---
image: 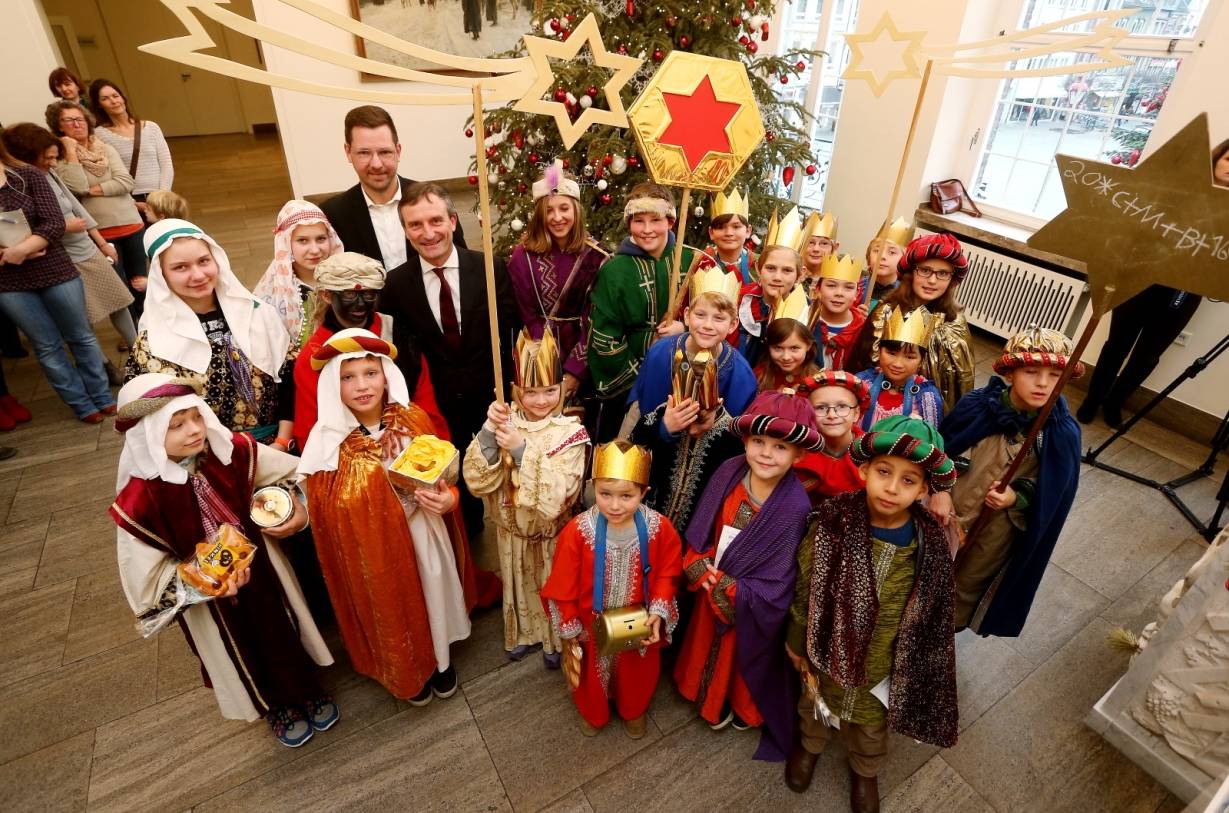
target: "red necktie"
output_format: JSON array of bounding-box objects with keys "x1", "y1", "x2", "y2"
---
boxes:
[{"x1": 433, "y1": 267, "x2": 461, "y2": 350}]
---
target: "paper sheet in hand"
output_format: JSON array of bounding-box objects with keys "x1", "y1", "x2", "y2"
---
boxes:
[
  {"x1": 870, "y1": 677, "x2": 891, "y2": 709},
  {"x1": 715, "y1": 524, "x2": 741, "y2": 568},
  {"x1": 0, "y1": 210, "x2": 31, "y2": 247}
]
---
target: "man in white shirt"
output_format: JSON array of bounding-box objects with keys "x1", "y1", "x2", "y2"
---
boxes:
[{"x1": 320, "y1": 106, "x2": 465, "y2": 270}]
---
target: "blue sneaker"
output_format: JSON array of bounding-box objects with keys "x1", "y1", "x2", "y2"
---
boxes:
[
  {"x1": 268, "y1": 706, "x2": 313, "y2": 747},
  {"x1": 304, "y1": 696, "x2": 340, "y2": 732}
]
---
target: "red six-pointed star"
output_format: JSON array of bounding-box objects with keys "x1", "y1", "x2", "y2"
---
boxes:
[{"x1": 658, "y1": 75, "x2": 742, "y2": 171}]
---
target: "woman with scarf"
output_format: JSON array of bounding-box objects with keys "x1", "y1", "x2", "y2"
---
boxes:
[
  {"x1": 253, "y1": 200, "x2": 344, "y2": 349},
  {"x1": 125, "y1": 219, "x2": 295, "y2": 448}
]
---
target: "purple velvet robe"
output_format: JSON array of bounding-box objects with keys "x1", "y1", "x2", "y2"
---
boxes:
[{"x1": 506, "y1": 242, "x2": 604, "y2": 381}]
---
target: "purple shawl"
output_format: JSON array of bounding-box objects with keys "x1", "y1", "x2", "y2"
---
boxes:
[{"x1": 685, "y1": 455, "x2": 813, "y2": 761}]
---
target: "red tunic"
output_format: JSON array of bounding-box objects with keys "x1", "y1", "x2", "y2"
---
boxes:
[
  {"x1": 794, "y1": 428, "x2": 866, "y2": 506},
  {"x1": 292, "y1": 313, "x2": 447, "y2": 451},
  {"x1": 674, "y1": 482, "x2": 763, "y2": 727},
  {"x1": 540, "y1": 506, "x2": 683, "y2": 728},
  {"x1": 814, "y1": 308, "x2": 866, "y2": 371}
]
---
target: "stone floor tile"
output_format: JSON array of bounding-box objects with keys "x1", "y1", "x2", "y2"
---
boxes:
[
  {"x1": 34, "y1": 498, "x2": 119, "y2": 589},
  {"x1": 0, "y1": 410, "x2": 102, "y2": 476},
  {"x1": 0, "y1": 730, "x2": 95, "y2": 813},
  {"x1": 452, "y1": 605, "x2": 514, "y2": 685},
  {"x1": 945, "y1": 619, "x2": 1170, "y2": 813},
  {"x1": 466, "y1": 656, "x2": 660, "y2": 811},
  {"x1": 648, "y1": 671, "x2": 698, "y2": 735},
  {"x1": 11, "y1": 452, "x2": 117, "y2": 525},
  {"x1": 953, "y1": 630, "x2": 1035, "y2": 730},
  {"x1": 0, "y1": 637, "x2": 157, "y2": 763},
  {"x1": 0, "y1": 468, "x2": 21, "y2": 525},
  {"x1": 1099, "y1": 535, "x2": 1206, "y2": 637},
  {"x1": 881, "y1": 755, "x2": 994, "y2": 813},
  {"x1": 194, "y1": 699, "x2": 509, "y2": 813},
  {"x1": 0, "y1": 579, "x2": 74, "y2": 688},
  {"x1": 62, "y1": 571, "x2": 142, "y2": 664},
  {"x1": 1003, "y1": 563, "x2": 1110, "y2": 666},
  {"x1": 0, "y1": 515, "x2": 49, "y2": 596},
  {"x1": 156, "y1": 624, "x2": 208, "y2": 702},
  {"x1": 538, "y1": 788, "x2": 596, "y2": 813}
]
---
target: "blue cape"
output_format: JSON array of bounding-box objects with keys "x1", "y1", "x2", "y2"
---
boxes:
[
  {"x1": 939, "y1": 377, "x2": 1082, "y2": 637},
  {"x1": 627, "y1": 333, "x2": 758, "y2": 434}
]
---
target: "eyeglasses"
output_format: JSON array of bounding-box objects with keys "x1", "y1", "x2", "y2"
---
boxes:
[
  {"x1": 334, "y1": 290, "x2": 379, "y2": 305},
  {"x1": 913, "y1": 265, "x2": 953, "y2": 281},
  {"x1": 351, "y1": 149, "x2": 397, "y2": 163},
  {"x1": 61, "y1": 117, "x2": 87, "y2": 125},
  {"x1": 813, "y1": 403, "x2": 855, "y2": 417}
]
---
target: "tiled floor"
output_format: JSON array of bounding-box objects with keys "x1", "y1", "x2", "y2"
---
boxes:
[{"x1": 2, "y1": 133, "x2": 1224, "y2": 812}]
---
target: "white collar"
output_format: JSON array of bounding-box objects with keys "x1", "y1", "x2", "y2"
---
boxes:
[
  {"x1": 419, "y1": 245, "x2": 460, "y2": 274},
  {"x1": 361, "y1": 181, "x2": 402, "y2": 209}
]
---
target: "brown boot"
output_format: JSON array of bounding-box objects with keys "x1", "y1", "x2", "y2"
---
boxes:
[
  {"x1": 784, "y1": 739, "x2": 820, "y2": 793},
  {"x1": 577, "y1": 717, "x2": 600, "y2": 737},
  {"x1": 849, "y1": 767, "x2": 880, "y2": 813},
  {"x1": 623, "y1": 714, "x2": 647, "y2": 739}
]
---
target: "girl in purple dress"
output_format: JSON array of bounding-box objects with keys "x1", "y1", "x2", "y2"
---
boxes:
[{"x1": 506, "y1": 160, "x2": 606, "y2": 406}]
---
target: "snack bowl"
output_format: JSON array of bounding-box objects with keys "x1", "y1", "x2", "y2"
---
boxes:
[
  {"x1": 388, "y1": 434, "x2": 459, "y2": 491},
  {"x1": 250, "y1": 485, "x2": 294, "y2": 528}
]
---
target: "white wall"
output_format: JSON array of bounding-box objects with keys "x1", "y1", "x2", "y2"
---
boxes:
[
  {"x1": 1, "y1": 0, "x2": 63, "y2": 128},
  {"x1": 252, "y1": 0, "x2": 475, "y2": 198}
]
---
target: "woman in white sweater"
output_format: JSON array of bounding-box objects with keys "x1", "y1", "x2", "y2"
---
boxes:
[{"x1": 89, "y1": 79, "x2": 174, "y2": 220}]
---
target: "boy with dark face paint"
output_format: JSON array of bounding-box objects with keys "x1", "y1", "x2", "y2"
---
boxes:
[{"x1": 292, "y1": 252, "x2": 447, "y2": 451}]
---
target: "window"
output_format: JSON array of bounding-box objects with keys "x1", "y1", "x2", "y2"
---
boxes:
[
  {"x1": 970, "y1": 0, "x2": 1207, "y2": 221},
  {"x1": 773, "y1": 0, "x2": 860, "y2": 209}
]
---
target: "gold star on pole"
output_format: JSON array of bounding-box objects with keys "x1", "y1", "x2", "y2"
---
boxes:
[
  {"x1": 1028, "y1": 113, "x2": 1229, "y2": 316},
  {"x1": 841, "y1": 12, "x2": 926, "y2": 97},
  {"x1": 513, "y1": 13, "x2": 643, "y2": 150}
]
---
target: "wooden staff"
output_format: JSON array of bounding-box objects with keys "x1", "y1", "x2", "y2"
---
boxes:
[
  {"x1": 471, "y1": 84, "x2": 504, "y2": 403},
  {"x1": 960, "y1": 285, "x2": 1114, "y2": 549},
  {"x1": 664, "y1": 187, "x2": 693, "y2": 323},
  {"x1": 864, "y1": 59, "x2": 934, "y2": 309}
]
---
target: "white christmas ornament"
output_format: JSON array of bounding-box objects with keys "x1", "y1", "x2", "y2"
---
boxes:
[
  {"x1": 511, "y1": 218, "x2": 525, "y2": 232},
  {"x1": 694, "y1": 205, "x2": 704, "y2": 217},
  {"x1": 596, "y1": 179, "x2": 609, "y2": 190},
  {"x1": 579, "y1": 94, "x2": 593, "y2": 109},
  {"x1": 488, "y1": 172, "x2": 499, "y2": 184},
  {"x1": 611, "y1": 155, "x2": 628, "y2": 175}
]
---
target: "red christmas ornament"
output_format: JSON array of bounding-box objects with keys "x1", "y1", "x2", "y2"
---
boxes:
[
  {"x1": 618, "y1": 43, "x2": 629, "y2": 54},
  {"x1": 512, "y1": 130, "x2": 524, "y2": 149},
  {"x1": 517, "y1": 182, "x2": 527, "y2": 193},
  {"x1": 490, "y1": 122, "x2": 501, "y2": 134},
  {"x1": 527, "y1": 152, "x2": 539, "y2": 164},
  {"x1": 602, "y1": 154, "x2": 613, "y2": 166},
  {"x1": 467, "y1": 174, "x2": 478, "y2": 185},
  {"x1": 626, "y1": 0, "x2": 635, "y2": 16},
  {"x1": 779, "y1": 75, "x2": 788, "y2": 84},
  {"x1": 765, "y1": 131, "x2": 775, "y2": 142},
  {"x1": 679, "y1": 35, "x2": 691, "y2": 48},
  {"x1": 782, "y1": 165, "x2": 795, "y2": 186},
  {"x1": 730, "y1": 15, "x2": 742, "y2": 26},
  {"x1": 804, "y1": 164, "x2": 817, "y2": 176},
  {"x1": 628, "y1": 156, "x2": 639, "y2": 167},
  {"x1": 653, "y1": 48, "x2": 665, "y2": 62},
  {"x1": 1129, "y1": 148, "x2": 1141, "y2": 166},
  {"x1": 600, "y1": 193, "x2": 613, "y2": 205},
  {"x1": 567, "y1": 13, "x2": 576, "y2": 22},
  {"x1": 550, "y1": 18, "x2": 561, "y2": 32},
  {"x1": 746, "y1": 40, "x2": 759, "y2": 54},
  {"x1": 665, "y1": 15, "x2": 676, "y2": 28},
  {"x1": 745, "y1": 0, "x2": 755, "y2": 7},
  {"x1": 485, "y1": 145, "x2": 498, "y2": 158},
  {"x1": 587, "y1": 85, "x2": 599, "y2": 98},
  {"x1": 738, "y1": 34, "x2": 750, "y2": 45},
  {"x1": 562, "y1": 159, "x2": 570, "y2": 169},
  {"x1": 796, "y1": 60, "x2": 806, "y2": 72},
  {"x1": 761, "y1": 25, "x2": 769, "y2": 41},
  {"x1": 464, "y1": 127, "x2": 474, "y2": 138},
  {"x1": 1111, "y1": 154, "x2": 1123, "y2": 164},
  {"x1": 553, "y1": 87, "x2": 567, "y2": 102},
  {"x1": 594, "y1": 167, "x2": 604, "y2": 179}
]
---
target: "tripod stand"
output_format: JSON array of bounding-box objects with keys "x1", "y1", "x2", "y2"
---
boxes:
[{"x1": 1082, "y1": 333, "x2": 1228, "y2": 542}]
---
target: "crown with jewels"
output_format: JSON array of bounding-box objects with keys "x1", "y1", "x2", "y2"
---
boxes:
[
  {"x1": 769, "y1": 284, "x2": 811, "y2": 326},
  {"x1": 811, "y1": 212, "x2": 837, "y2": 240},
  {"x1": 876, "y1": 217, "x2": 913, "y2": 248},
  {"x1": 818, "y1": 253, "x2": 861, "y2": 284},
  {"x1": 591, "y1": 442, "x2": 653, "y2": 486},
  {"x1": 514, "y1": 326, "x2": 561, "y2": 389},
  {"x1": 710, "y1": 188, "x2": 749, "y2": 220},
  {"x1": 882, "y1": 306, "x2": 934, "y2": 347},
  {"x1": 689, "y1": 262, "x2": 743, "y2": 305},
  {"x1": 763, "y1": 206, "x2": 817, "y2": 254}
]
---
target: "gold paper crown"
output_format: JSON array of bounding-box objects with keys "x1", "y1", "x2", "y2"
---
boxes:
[
  {"x1": 818, "y1": 253, "x2": 861, "y2": 284},
  {"x1": 877, "y1": 217, "x2": 913, "y2": 248},
  {"x1": 710, "y1": 188, "x2": 749, "y2": 220},
  {"x1": 812, "y1": 212, "x2": 837, "y2": 240},
  {"x1": 769, "y1": 284, "x2": 811, "y2": 325},
  {"x1": 882, "y1": 306, "x2": 934, "y2": 347},
  {"x1": 514, "y1": 326, "x2": 561, "y2": 389},
  {"x1": 1003, "y1": 325, "x2": 1076, "y2": 357},
  {"x1": 689, "y1": 263, "x2": 743, "y2": 305},
  {"x1": 763, "y1": 206, "x2": 816, "y2": 254},
  {"x1": 592, "y1": 442, "x2": 652, "y2": 485}
]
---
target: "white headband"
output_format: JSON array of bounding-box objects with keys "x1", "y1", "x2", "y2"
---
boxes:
[{"x1": 623, "y1": 196, "x2": 676, "y2": 221}]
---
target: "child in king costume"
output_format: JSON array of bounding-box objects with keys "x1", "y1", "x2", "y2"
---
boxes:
[
  {"x1": 463, "y1": 327, "x2": 590, "y2": 667},
  {"x1": 785, "y1": 416, "x2": 959, "y2": 812},
  {"x1": 930, "y1": 326, "x2": 1083, "y2": 636},
  {"x1": 675, "y1": 391, "x2": 823, "y2": 761},
  {"x1": 540, "y1": 441, "x2": 683, "y2": 738},
  {"x1": 298, "y1": 329, "x2": 477, "y2": 705},
  {"x1": 855, "y1": 306, "x2": 945, "y2": 429},
  {"x1": 809, "y1": 254, "x2": 866, "y2": 370},
  {"x1": 793, "y1": 370, "x2": 870, "y2": 504},
  {"x1": 110, "y1": 374, "x2": 336, "y2": 747}
]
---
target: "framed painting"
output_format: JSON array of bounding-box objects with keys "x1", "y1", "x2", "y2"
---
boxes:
[{"x1": 349, "y1": 0, "x2": 537, "y2": 77}]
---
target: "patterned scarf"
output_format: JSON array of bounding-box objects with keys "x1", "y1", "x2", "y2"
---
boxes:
[{"x1": 75, "y1": 137, "x2": 110, "y2": 178}]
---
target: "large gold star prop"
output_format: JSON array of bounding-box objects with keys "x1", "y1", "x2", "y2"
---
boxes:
[
  {"x1": 1028, "y1": 114, "x2": 1229, "y2": 316},
  {"x1": 513, "y1": 13, "x2": 642, "y2": 150},
  {"x1": 842, "y1": 12, "x2": 926, "y2": 97}
]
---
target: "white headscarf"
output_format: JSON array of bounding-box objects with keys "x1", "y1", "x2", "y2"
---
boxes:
[
  {"x1": 115, "y1": 373, "x2": 234, "y2": 492},
  {"x1": 252, "y1": 200, "x2": 343, "y2": 343},
  {"x1": 141, "y1": 219, "x2": 291, "y2": 379},
  {"x1": 297, "y1": 328, "x2": 410, "y2": 478}
]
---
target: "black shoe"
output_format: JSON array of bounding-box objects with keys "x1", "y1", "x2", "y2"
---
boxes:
[
  {"x1": 430, "y1": 665, "x2": 458, "y2": 699},
  {"x1": 1075, "y1": 400, "x2": 1098, "y2": 424},
  {"x1": 731, "y1": 713, "x2": 751, "y2": 731},
  {"x1": 1102, "y1": 403, "x2": 1123, "y2": 428},
  {"x1": 407, "y1": 682, "x2": 434, "y2": 707}
]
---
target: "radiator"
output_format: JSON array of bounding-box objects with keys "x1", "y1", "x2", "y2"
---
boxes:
[{"x1": 916, "y1": 227, "x2": 1087, "y2": 339}]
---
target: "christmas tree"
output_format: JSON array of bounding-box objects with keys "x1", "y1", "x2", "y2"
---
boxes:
[{"x1": 467, "y1": 1, "x2": 823, "y2": 253}]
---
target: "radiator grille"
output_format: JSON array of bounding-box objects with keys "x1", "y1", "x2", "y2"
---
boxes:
[{"x1": 917, "y1": 227, "x2": 1086, "y2": 339}]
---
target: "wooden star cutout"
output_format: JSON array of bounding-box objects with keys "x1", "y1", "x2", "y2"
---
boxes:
[
  {"x1": 1029, "y1": 113, "x2": 1229, "y2": 316},
  {"x1": 842, "y1": 12, "x2": 926, "y2": 97},
  {"x1": 513, "y1": 13, "x2": 642, "y2": 150}
]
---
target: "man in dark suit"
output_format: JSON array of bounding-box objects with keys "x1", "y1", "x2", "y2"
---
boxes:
[
  {"x1": 381, "y1": 181, "x2": 519, "y2": 539},
  {"x1": 320, "y1": 105, "x2": 466, "y2": 271}
]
